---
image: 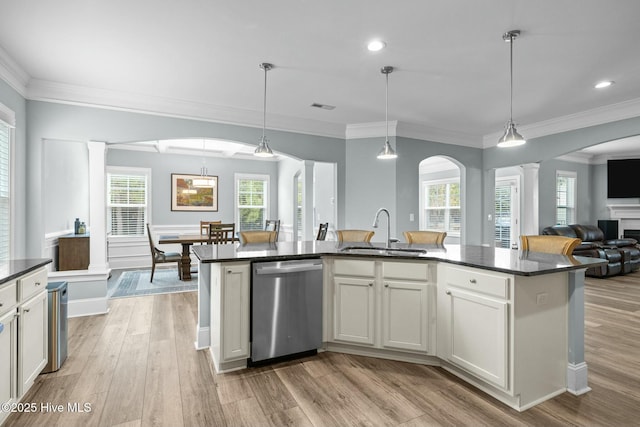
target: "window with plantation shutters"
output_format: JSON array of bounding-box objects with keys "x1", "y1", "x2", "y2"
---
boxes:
[
  {"x1": 107, "y1": 168, "x2": 150, "y2": 236},
  {"x1": 0, "y1": 119, "x2": 10, "y2": 260},
  {"x1": 235, "y1": 174, "x2": 269, "y2": 232},
  {"x1": 422, "y1": 179, "x2": 460, "y2": 235},
  {"x1": 556, "y1": 171, "x2": 576, "y2": 225}
]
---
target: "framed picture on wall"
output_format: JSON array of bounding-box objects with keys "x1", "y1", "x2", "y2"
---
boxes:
[{"x1": 171, "y1": 173, "x2": 218, "y2": 211}]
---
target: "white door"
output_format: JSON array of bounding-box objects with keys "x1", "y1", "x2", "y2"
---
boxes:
[
  {"x1": 495, "y1": 176, "x2": 520, "y2": 249},
  {"x1": 18, "y1": 291, "x2": 47, "y2": 396},
  {"x1": 333, "y1": 277, "x2": 375, "y2": 345},
  {"x1": 446, "y1": 288, "x2": 509, "y2": 390},
  {"x1": 0, "y1": 309, "x2": 18, "y2": 419},
  {"x1": 313, "y1": 162, "x2": 337, "y2": 239},
  {"x1": 381, "y1": 280, "x2": 429, "y2": 352},
  {"x1": 221, "y1": 264, "x2": 250, "y2": 362}
]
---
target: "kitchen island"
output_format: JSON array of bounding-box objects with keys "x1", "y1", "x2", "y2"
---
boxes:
[{"x1": 192, "y1": 241, "x2": 604, "y2": 411}]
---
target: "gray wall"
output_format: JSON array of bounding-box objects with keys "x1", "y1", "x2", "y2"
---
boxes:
[
  {"x1": 107, "y1": 148, "x2": 279, "y2": 225},
  {"x1": 43, "y1": 140, "x2": 89, "y2": 234}
]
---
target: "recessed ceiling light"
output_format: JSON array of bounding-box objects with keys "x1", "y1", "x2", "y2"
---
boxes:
[
  {"x1": 595, "y1": 80, "x2": 614, "y2": 89},
  {"x1": 367, "y1": 40, "x2": 386, "y2": 52}
]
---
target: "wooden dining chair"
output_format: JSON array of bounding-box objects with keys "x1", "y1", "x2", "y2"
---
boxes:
[
  {"x1": 519, "y1": 235, "x2": 581, "y2": 255},
  {"x1": 336, "y1": 229, "x2": 374, "y2": 243},
  {"x1": 146, "y1": 223, "x2": 182, "y2": 282},
  {"x1": 239, "y1": 230, "x2": 278, "y2": 244},
  {"x1": 316, "y1": 223, "x2": 329, "y2": 240},
  {"x1": 208, "y1": 223, "x2": 236, "y2": 244},
  {"x1": 200, "y1": 220, "x2": 222, "y2": 235},
  {"x1": 264, "y1": 219, "x2": 281, "y2": 241},
  {"x1": 403, "y1": 230, "x2": 447, "y2": 244}
]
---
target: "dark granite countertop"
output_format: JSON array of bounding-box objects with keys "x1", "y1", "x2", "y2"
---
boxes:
[
  {"x1": 192, "y1": 241, "x2": 606, "y2": 276},
  {"x1": 0, "y1": 258, "x2": 52, "y2": 286}
]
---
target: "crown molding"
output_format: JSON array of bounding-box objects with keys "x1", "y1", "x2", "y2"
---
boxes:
[
  {"x1": 0, "y1": 46, "x2": 29, "y2": 96},
  {"x1": 25, "y1": 79, "x2": 345, "y2": 139},
  {"x1": 483, "y1": 97, "x2": 640, "y2": 148},
  {"x1": 346, "y1": 120, "x2": 480, "y2": 147}
]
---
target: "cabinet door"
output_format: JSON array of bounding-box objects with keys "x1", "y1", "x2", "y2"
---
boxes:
[
  {"x1": 0, "y1": 309, "x2": 18, "y2": 425},
  {"x1": 222, "y1": 264, "x2": 250, "y2": 361},
  {"x1": 333, "y1": 277, "x2": 375, "y2": 345},
  {"x1": 381, "y1": 280, "x2": 429, "y2": 353},
  {"x1": 18, "y1": 291, "x2": 48, "y2": 397},
  {"x1": 446, "y1": 288, "x2": 508, "y2": 390}
]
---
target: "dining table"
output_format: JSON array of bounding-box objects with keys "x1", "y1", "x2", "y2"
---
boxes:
[{"x1": 158, "y1": 233, "x2": 239, "y2": 280}]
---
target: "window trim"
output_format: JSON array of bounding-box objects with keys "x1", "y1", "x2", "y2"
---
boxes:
[
  {"x1": 556, "y1": 170, "x2": 577, "y2": 226},
  {"x1": 234, "y1": 173, "x2": 270, "y2": 231},
  {"x1": 0, "y1": 105, "x2": 15, "y2": 260},
  {"x1": 106, "y1": 166, "x2": 152, "y2": 238}
]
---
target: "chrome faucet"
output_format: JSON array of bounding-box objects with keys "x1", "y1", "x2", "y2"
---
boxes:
[{"x1": 372, "y1": 208, "x2": 392, "y2": 248}]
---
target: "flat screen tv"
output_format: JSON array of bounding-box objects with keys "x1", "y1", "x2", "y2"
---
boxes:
[{"x1": 607, "y1": 159, "x2": 640, "y2": 198}]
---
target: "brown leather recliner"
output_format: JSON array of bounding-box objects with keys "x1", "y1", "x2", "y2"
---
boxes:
[{"x1": 542, "y1": 224, "x2": 639, "y2": 277}]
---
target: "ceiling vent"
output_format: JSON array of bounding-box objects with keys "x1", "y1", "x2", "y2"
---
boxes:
[{"x1": 311, "y1": 102, "x2": 336, "y2": 110}]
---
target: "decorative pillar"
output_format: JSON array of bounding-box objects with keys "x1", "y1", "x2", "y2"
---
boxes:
[
  {"x1": 520, "y1": 163, "x2": 540, "y2": 235},
  {"x1": 87, "y1": 141, "x2": 109, "y2": 272},
  {"x1": 566, "y1": 269, "x2": 590, "y2": 394}
]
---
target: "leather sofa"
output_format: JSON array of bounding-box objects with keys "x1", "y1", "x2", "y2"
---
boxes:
[{"x1": 542, "y1": 224, "x2": 639, "y2": 277}]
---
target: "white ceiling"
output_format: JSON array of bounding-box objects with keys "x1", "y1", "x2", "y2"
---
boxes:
[{"x1": 2, "y1": 0, "x2": 640, "y2": 149}]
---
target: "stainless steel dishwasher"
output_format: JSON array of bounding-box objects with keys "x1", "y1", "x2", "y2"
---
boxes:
[{"x1": 251, "y1": 258, "x2": 323, "y2": 363}]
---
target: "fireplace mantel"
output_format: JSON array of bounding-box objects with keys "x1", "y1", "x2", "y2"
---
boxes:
[{"x1": 607, "y1": 204, "x2": 640, "y2": 219}]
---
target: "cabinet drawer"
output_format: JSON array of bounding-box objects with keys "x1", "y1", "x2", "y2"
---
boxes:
[
  {"x1": 383, "y1": 261, "x2": 429, "y2": 281},
  {"x1": 18, "y1": 269, "x2": 48, "y2": 301},
  {"x1": 334, "y1": 259, "x2": 375, "y2": 277},
  {"x1": 445, "y1": 266, "x2": 510, "y2": 299},
  {"x1": 0, "y1": 281, "x2": 17, "y2": 315}
]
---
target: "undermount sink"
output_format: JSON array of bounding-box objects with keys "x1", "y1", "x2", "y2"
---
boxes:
[{"x1": 339, "y1": 246, "x2": 427, "y2": 256}]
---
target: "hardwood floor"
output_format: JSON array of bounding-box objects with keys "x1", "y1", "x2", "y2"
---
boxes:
[{"x1": 5, "y1": 272, "x2": 640, "y2": 427}]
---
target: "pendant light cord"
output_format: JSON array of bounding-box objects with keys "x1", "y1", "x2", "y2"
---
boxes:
[
  {"x1": 385, "y1": 71, "x2": 389, "y2": 142},
  {"x1": 509, "y1": 33, "x2": 514, "y2": 122},
  {"x1": 262, "y1": 66, "x2": 267, "y2": 141}
]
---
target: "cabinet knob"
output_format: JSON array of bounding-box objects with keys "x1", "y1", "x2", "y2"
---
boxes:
[
  {"x1": 0, "y1": 302, "x2": 3, "y2": 307},
  {"x1": 227, "y1": 270, "x2": 232, "y2": 274},
  {"x1": 23, "y1": 308, "x2": 30, "y2": 313},
  {"x1": 469, "y1": 279, "x2": 477, "y2": 284},
  {"x1": 369, "y1": 283, "x2": 373, "y2": 287},
  {"x1": 445, "y1": 290, "x2": 451, "y2": 295},
  {"x1": 384, "y1": 283, "x2": 389, "y2": 288}
]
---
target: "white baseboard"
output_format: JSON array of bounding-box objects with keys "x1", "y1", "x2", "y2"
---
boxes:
[
  {"x1": 567, "y1": 362, "x2": 591, "y2": 395},
  {"x1": 195, "y1": 324, "x2": 210, "y2": 349},
  {"x1": 68, "y1": 297, "x2": 109, "y2": 318}
]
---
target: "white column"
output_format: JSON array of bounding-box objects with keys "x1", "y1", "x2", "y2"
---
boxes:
[
  {"x1": 566, "y1": 269, "x2": 590, "y2": 394},
  {"x1": 87, "y1": 141, "x2": 109, "y2": 272},
  {"x1": 520, "y1": 163, "x2": 539, "y2": 235}
]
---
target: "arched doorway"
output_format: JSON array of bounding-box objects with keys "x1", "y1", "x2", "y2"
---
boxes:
[{"x1": 418, "y1": 156, "x2": 463, "y2": 244}]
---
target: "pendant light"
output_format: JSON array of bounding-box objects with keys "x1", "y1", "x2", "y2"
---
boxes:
[
  {"x1": 377, "y1": 66, "x2": 397, "y2": 159},
  {"x1": 193, "y1": 139, "x2": 215, "y2": 187},
  {"x1": 254, "y1": 62, "x2": 275, "y2": 157},
  {"x1": 497, "y1": 30, "x2": 526, "y2": 148}
]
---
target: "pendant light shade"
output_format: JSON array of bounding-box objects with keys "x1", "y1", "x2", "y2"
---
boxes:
[
  {"x1": 377, "y1": 66, "x2": 397, "y2": 159},
  {"x1": 497, "y1": 30, "x2": 526, "y2": 148},
  {"x1": 255, "y1": 63, "x2": 275, "y2": 157}
]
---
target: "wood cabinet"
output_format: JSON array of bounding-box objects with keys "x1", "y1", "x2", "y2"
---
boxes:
[
  {"x1": 210, "y1": 262, "x2": 250, "y2": 372},
  {"x1": 58, "y1": 234, "x2": 90, "y2": 271},
  {"x1": 0, "y1": 267, "x2": 48, "y2": 425},
  {"x1": 330, "y1": 258, "x2": 433, "y2": 354}
]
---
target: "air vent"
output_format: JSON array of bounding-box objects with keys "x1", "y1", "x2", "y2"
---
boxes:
[{"x1": 310, "y1": 103, "x2": 335, "y2": 110}]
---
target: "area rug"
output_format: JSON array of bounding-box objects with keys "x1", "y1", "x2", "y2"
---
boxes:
[{"x1": 110, "y1": 269, "x2": 197, "y2": 298}]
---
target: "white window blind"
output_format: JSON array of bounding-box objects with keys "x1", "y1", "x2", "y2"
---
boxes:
[
  {"x1": 236, "y1": 174, "x2": 268, "y2": 231},
  {"x1": 0, "y1": 121, "x2": 10, "y2": 260},
  {"x1": 423, "y1": 180, "x2": 460, "y2": 234},
  {"x1": 107, "y1": 171, "x2": 148, "y2": 236},
  {"x1": 494, "y1": 183, "x2": 512, "y2": 248},
  {"x1": 556, "y1": 171, "x2": 577, "y2": 225}
]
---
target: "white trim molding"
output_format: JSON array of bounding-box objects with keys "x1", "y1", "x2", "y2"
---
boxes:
[
  {"x1": 608, "y1": 204, "x2": 640, "y2": 219},
  {"x1": 566, "y1": 362, "x2": 591, "y2": 395}
]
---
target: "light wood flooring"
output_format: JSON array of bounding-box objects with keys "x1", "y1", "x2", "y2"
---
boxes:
[{"x1": 5, "y1": 271, "x2": 640, "y2": 427}]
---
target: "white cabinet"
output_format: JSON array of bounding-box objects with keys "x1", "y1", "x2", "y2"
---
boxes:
[
  {"x1": 18, "y1": 290, "x2": 48, "y2": 396},
  {"x1": 210, "y1": 262, "x2": 250, "y2": 372},
  {"x1": 0, "y1": 266, "x2": 48, "y2": 426},
  {"x1": 0, "y1": 306, "x2": 18, "y2": 426},
  {"x1": 437, "y1": 264, "x2": 511, "y2": 390},
  {"x1": 330, "y1": 258, "x2": 433, "y2": 354},
  {"x1": 333, "y1": 276, "x2": 375, "y2": 345}
]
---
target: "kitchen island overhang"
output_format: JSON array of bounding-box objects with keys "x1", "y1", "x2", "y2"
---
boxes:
[{"x1": 192, "y1": 241, "x2": 605, "y2": 411}]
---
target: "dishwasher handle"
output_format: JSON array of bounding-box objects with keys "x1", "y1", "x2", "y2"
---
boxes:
[{"x1": 255, "y1": 261, "x2": 323, "y2": 275}]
